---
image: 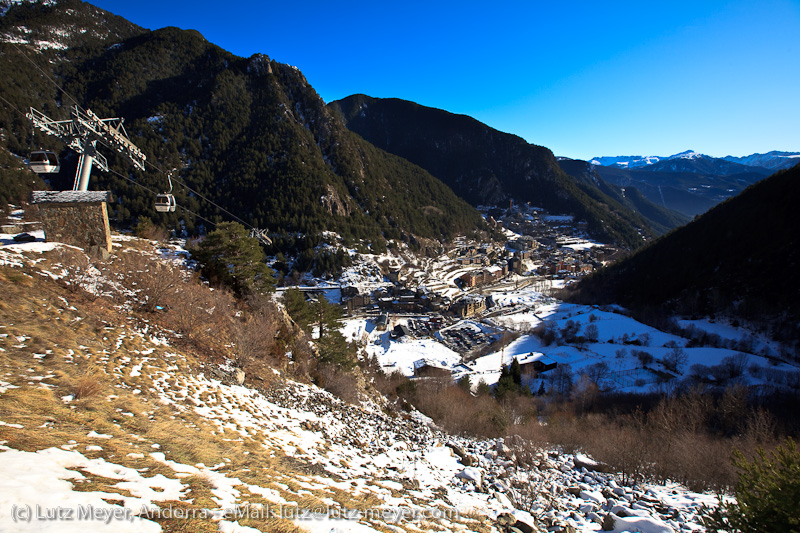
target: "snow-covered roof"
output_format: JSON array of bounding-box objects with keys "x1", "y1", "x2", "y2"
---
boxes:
[{"x1": 31, "y1": 190, "x2": 112, "y2": 204}]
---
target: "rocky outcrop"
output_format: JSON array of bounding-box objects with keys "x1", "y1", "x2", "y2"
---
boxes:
[
  {"x1": 319, "y1": 184, "x2": 352, "y2": 217},
  {"x1": 257, "y1": 378, "x2": 712, "y2": 533}
]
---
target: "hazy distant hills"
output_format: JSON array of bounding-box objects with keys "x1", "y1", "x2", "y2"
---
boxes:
[
  {"x1": 330, "y1": 94, "x2": 676, "y2": 247},
  {"x1": 0, "y1": 0, "x2": 486, "y2": 250},
  {"x1": 556, "y1": 158, "x2": 690, "y2": 235},
  {"x1": 566, "y1": 162, "x2": 800, "y2": 332},
  {"x1": 722, "y1": 151, "x2": 800, "y2": 170},
  {"x1": 585, "y1": 150, "x2": 799, "y2": 217}
]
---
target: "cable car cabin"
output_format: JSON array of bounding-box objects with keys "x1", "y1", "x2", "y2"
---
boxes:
[
  {"x1": 154, "y1": 193, "x2": 176, "y2": 213},
  {"x1": 28, "y1": 151, "x2": 60, "y2": 174}
]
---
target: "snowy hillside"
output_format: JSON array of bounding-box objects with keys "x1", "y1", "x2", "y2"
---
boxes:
[{"x1": 0, "y1": 220, "x2": 728, "y2": 532}]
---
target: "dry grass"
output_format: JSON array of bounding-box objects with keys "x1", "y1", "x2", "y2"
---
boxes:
[
  {"x1": 3, "y1": 237, "x2": 472, "y2": 533},
  {"x1": 73, "y1": 366, "x2": 105, "y2": 400}
]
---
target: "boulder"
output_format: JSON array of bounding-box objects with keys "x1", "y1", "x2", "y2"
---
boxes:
[
  {"x1": 574, "y1": 453, "x2": 613, "y2": 473},
  {"x1": 601, "y1": 512, "x2": 673, "y2": 533},
  {"x1": 456, "y1": 466, "x2": 483, "y2": 486},
  {"x1": 580, "y1": 489, "x2": 606, "y2": 506}
]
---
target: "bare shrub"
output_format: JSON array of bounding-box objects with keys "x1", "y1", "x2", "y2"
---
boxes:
[
  {"x1": 663, "y1": 346, "x2": 688, "y2": 372},
  {"x1": 230, "y1": 295, "x2": 280, "y2": 369},
  {"x1": 105, "y1": 251, "x2": 185, "y2": 312},
  {"x1": 371, "y1": 368, "x2": 410, "y2": 400},
  {"x1": 316, "y1": 363, "x2": 361, "y2": 404},
  {"x1": 51, "y1": 247, "x2": 100, "y2": 296},
  {"x1": 584, "y1": 361, "x2": 611, "y2": 388},
  {"x1": 74, "y1": 367, "x2": 104, "y2": 400},
  {"x1": 165, "y1": 282, "x2": 236, "y2": 355},
  {"x1": 288, "y1": 334, "x2": 317, "y2": 379},
  {"x1": 655, "y1": 431, "x2": 737, "y2": 491},
  {"x1": 634, "y1": 349, "x2": 654, "y2": 367},
  {"x1": 584, "y1": 323, "x2": 599, "y2": 343},
  {"x1": 586, "y1": 416, "x2": 652, "y2": 485},
  {"x1": 546, "y1": 363, "x2": 574, "y2": 396},
  {"x1": 409, "y1": 381, "x2": 509, "y2": 437},
  {"x1": 532, "y1": 321, "x2": 557, "y2": 346},
  {"x1": 164, "y1": 275, "x2": 218, "y2": 335},
  {"x1": 742, "y1": 408, "x2": 777, "y2": 449}
]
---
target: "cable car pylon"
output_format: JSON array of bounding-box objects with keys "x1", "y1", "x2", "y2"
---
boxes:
[{"x1": 27, "y1": 105, "x2": 145, "y2": 191}]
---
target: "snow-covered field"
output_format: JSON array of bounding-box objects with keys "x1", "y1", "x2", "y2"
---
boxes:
[{"x1": 343, "y1": 284, "x2": 796, "y2": 394}]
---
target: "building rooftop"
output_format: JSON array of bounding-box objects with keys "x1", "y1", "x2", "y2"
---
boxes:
[{"x1": 31, "y1": 190, "x2": 112, "y2": 204}]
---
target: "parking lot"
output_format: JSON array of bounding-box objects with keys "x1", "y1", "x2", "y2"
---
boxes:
[{"x1": 438, "y1": 323, "x2": 497, "y2": 354}]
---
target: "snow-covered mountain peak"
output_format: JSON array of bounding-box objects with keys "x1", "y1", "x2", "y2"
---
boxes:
[
  {"x1": 670, "y1": 150, "x2": 702, "y2": 160},
  {"x1": 589, "y1": 149, "x2": 799, "y2": 172}
]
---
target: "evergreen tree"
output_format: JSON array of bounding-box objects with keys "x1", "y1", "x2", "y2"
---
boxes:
[
  {"x1": 458, "y1": 374, "x2": 472, "y2": 393},
  {"x1": 510, "y1": 357, "x2": 522, "y2": 387},
  {"x1": 193, "y1": 222, "x2": 275, "y2": 296},
  {"x1": 282, "y1": 288, "x2": 313, "y2": 331},
  {"x1": 474, "y1": 379, "x2": 490, "y2": 396},
  {"x1": 317, "y1": 332, "x2": 354, "y2": 369},
  {"x1": 310, "y1": 294, "x2": 343, "y2": 340},
  {"x1": 495, "y1": 364, "x2": 519, "y2": 399},
  {"x1": 703, "y1": 438, "x2": 800, "y2": 532}
]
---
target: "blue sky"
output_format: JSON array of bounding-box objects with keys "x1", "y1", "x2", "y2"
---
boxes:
[{"x1": 92, "y1": 0, "x2": 799, "y2": 160}]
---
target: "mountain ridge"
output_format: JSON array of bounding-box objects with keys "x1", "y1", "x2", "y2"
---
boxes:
[
  {"x1": 590, "y1": 149, "x2": 798, "y2": 174},
  {"x1": 0, "y1": 0, "x2": 488, "y2": 254},
  {"x1": 565, "y1": 162, "x2": 800, "y2": 336},
  {"x1": 330, "y1": 94, "x2": 663, "y2": 248}
]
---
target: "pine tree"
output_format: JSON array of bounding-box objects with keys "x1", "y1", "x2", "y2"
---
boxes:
[
  {"x1": 317, "y1": 332, "x2": 354, "y2": 369},
  {"x1": 282, "y1": 288, "x2": 313, "y2": 331},
  {"x1": 703, "y1": 438, "x2": 800, "y2": 532},
  {"x1": 310, "y1": 294, "x2": 343, "y2": 340},
  {"x1": 495, "y1": 364, "x2": 519, "y2": 399},
  {"x1": 193, "y1": 222, "x2": 275, "y2": 296},
  {"x1": 510, "y1": 357, "x2": 522, "y2": 386}
]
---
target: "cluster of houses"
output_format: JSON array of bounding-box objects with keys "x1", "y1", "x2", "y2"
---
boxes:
[
  {"x1": 413, "y1": 352, "x2": 560, "y2": 382},
  {"x1": 458, "y1": 264, "x2": 508, "y2": 288},
  {"x1": 344, "y1": 283, "x2": 491, "y2": 320}
]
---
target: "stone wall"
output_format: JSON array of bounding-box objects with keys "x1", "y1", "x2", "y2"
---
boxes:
[{"x1": 32, "y1": 191, "x2": 113, "y2": 253}]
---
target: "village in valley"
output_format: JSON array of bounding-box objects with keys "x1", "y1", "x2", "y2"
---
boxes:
[{"x1": 282, "y1": 202, "x2": 785, "y2": 397}]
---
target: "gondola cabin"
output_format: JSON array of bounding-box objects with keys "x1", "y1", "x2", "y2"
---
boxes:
[
  {"x1": 28, "y1": 150, "x2": 60, "y2": 174},
  {"x1": 154, "y1": 193, "x2": 176, "y2": 213}
]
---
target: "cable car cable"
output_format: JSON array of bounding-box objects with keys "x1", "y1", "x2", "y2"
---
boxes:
[{"x1": 10, "y1": 42, "x2": 84, "y2": 112}]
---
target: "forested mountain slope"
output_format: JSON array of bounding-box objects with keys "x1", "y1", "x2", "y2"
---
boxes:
[
  {"x1": 0, "y1": 0, "x2": 486, "y2": 249},
  {"x1": 330, "y1": 94, "x2": 660, "y2": 248},
  {"x1": 566, "y1": 163, "x2": 800, "y2": 340}
]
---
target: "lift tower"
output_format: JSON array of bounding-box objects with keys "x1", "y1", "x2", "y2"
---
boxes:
[{"x1": 27, "y1": 105, "x2": 146, "y2": 190}]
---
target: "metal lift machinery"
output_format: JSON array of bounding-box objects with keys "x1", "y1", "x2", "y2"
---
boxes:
[{"x1": 27, "y1": 105, "x2": 146, "y2": 191}]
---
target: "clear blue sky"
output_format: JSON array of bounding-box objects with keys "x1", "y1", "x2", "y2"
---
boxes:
[{"x1": 91, "y1": 0, "x2": 800, "y2": 160}]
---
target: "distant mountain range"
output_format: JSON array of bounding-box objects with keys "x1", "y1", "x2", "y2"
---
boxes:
[
  {"x1": 585, "y1": 150, "x2": 799, "y2": 218},
  {"x1": 590, "y1": 150, "x2": 799, "y2": 174}
]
